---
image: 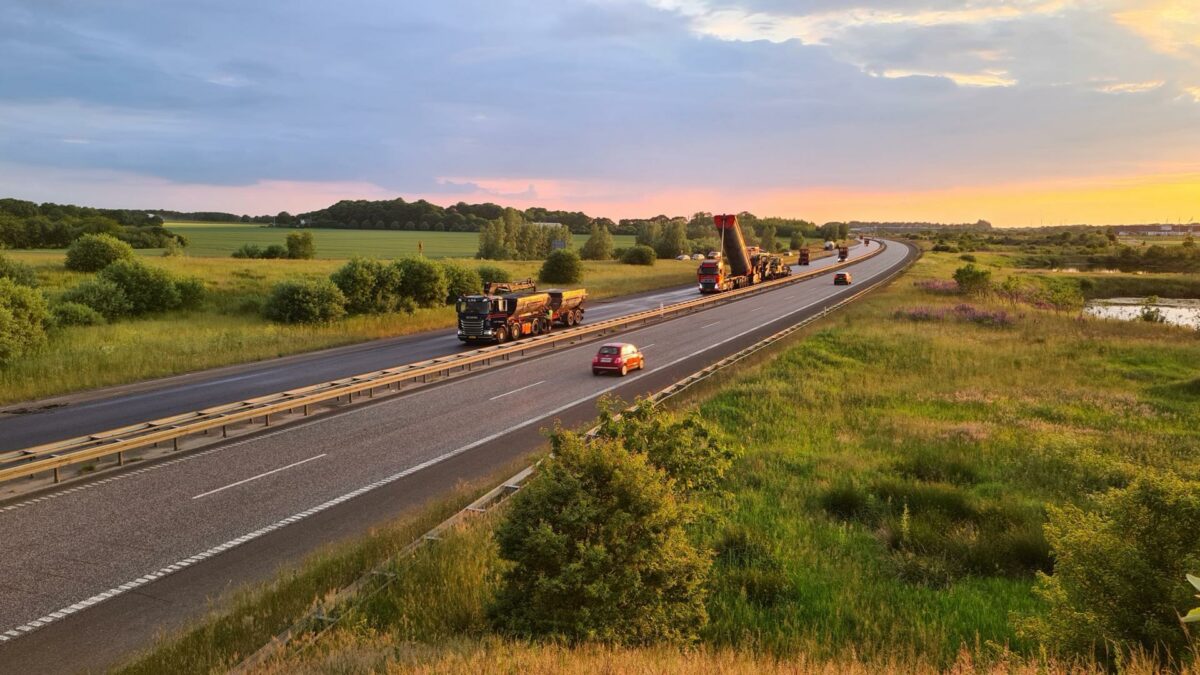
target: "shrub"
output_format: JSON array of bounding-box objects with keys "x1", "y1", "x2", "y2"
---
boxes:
[
  {"x1": 0, "y1": 278, "x2": 49, "y2": 366},
  {"x1": 65, "y1": 233, "x2": 135, "y2": 272},
  {"x1": 175, "y1": 277, "x2": 206, "y2": 309},
  {"x1": 286, "y1": 231, "x2": 316, "y2": 259},
  {"x1": 162, "y1": 239, "x2": 185, "y2": 257},
  {"x1": 99, "y1": 260, "x2": 181, "y2": 314},
  {"x1": 490, "y1": 430, "x2": 709, "y2": 646},
  {"x1": 51, "y1": 301, "x2": 104, "y2": 327},
  {"x1": 621, "y1": 245, "x2": 657, "y2": 266},
  {"x1": 913, "y1": 279, "x2": 959, "y2": 294},
  {"x1": 476, "y1": 265, "x2": 511, "y2": 285},
  {"x1": 594, "y1": 398, "x2": 736, "y2": 496},
  {"x1": 394, "y1": 257, "x2": 446, "y2": 308},
  {"x1": 262, "y1": 244, "x2": 288, "y2": 259},
  {"x1": 231, "y1": 244, "x2": 263, "y2": 259},
  {"x1": 263, "y1": 279, "x2": 346, "y2": 323},
  {"x1": 62, "y1": 278, "x2": 132, "y2": 320},
  {"x1": 953, "y1": 264, "x2": 991, "y2": 296},
  {"x1": 538, "y1": 249, "x2": 583, "y2": 284},
  {"x1": 959, "y1": 253, "x2": 977, "y2": 262},
  {"x1": 1022, "y1": 474, "x2": 1200, "y2": 661},
  {"x1": 0, "y1": 253, "x2": 38, "y2": 287},
  {"x1": 440, "y1": 261, "x2": 483, "y2": 303},
  {"x1": 331, "y1": 257, "x2": 405, "y2": 314},
  {"x1": 579, "y1": 223, "x2": 614, "y2": 261}
]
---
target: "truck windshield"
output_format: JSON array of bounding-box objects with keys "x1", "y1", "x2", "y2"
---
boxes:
[
  {"x1": 699, "y1": 263, "x2": 719, "y2": 273},
  {"x1": 457, "y1": 298, "x2": 492, "y2": 314}
]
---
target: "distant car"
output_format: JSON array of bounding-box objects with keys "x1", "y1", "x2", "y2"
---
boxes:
[
  {"x1": 675, "y1": 254, "x2": 690, "y2": 261},
  {"x1": 707, "y1": 251, "x2": 721, "y2": 259},
  {"x1": 691, "y1": 253, "x2": 705, "y2": 260},
  {"x1": 834, "y1": 272, "x2": 852, "y2": 286},
  {"x1": 592, "y1": 342, "x2": 645, "y2": 376}
]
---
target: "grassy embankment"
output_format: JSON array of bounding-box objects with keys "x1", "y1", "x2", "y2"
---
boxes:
[
  {"x1": 117, "y1": 249, "x2": 1200, "y2": 673},
  {"x1": 1, "y1": 236, "x2": 693, "y2": 404}
]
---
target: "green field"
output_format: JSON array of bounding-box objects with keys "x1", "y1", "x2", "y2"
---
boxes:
[
  {"x1": 163, "y1": 221, "x2": 638, "y2": 258},
  {"x1": 117, "y1": 249, "x2": 1200, "y2": 674}
]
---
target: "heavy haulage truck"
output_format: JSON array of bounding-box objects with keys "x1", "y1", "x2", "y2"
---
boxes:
[
  {"x1": 697, "y1": 214, "x2": 790, "y2": 293},
  {"x1": 456, "y1": 279, "x2": 587, "y2": 343}
]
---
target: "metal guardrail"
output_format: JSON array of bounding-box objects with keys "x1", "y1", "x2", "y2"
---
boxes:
[
  {"x1": 0, "y1": 243, "x2": 886, "y2": 487},
  {"x1": 229, "y1": 240, "x2": 919, "y2": 672}
]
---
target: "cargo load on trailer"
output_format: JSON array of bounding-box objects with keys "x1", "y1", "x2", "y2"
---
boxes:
[
  {"x1": 456, "y1": 278, "x2": 587, "y2": 343},
  {"x1": 837, "y1": 245, "x2": 849, "y2": 262},
  {"x1": 698, "y1": 214, "x2": 763, "y2": 293},
  {"x1": 798, "y1": 247, "x2": 811, "y2": 265}
]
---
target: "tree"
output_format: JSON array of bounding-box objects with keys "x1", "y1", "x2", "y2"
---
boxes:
[
  {"x1": 490, "y1": 430, "x2": 709, "y2": 645},
  {"x1": 539, "y1": 249, "x2": 583, "y2": 284},
  {"x1": 394, "y1": 257, "x2": 447, "y2": 308},
  {"x1": 789, "y1": 231, "x2": 805, "y2": 250},
  {"x1": 331, "y1": 257, "x2": 405, "y2": 314},
  {"x1": 440, "y1": 261, "x2": 483, "y2": 303},
  {"x1": 263, "y1": 279, "x2": 346, "y2": 323},
  {"x1": 1022, "y1": 474, "x2": 1200, "y2": 661},
  {"x1": 635, "y1": 221, "x2": 661, "y2": 249},
  {"x1": 64, "y1": 233, "x2": 135, "y2": 272},
  {"x1": 477, "y1": 220, "x2": 513, "y2": 260},
  {"x1": 286, "y1": 231, "x2": 315, "y2": 259},
  {"x1": 655, "y1": 221, "x2": 689, "y2": 259},
  {"x1": 621, "y1": 245, "x2": 656, "y2": 266},
  {"x1": 98, "y1": 260, "x2": 182, "y2": 314},
  {"x1": 759, "y1": 224, "x2": 777, "y2": 253},
  {"x1": 579, "y1": 223, "x2": 615, "y2": 261},
  {"x1": 0, "y1": 278, "x2": 49, "y2": 366}
]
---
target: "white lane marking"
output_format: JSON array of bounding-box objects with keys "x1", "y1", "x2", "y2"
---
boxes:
[
  {"x1": 192, "y1": 454, "x2": 326, "y2": 500},
  {"x1": 700, "y1": 320, "x2": 722, "y2": 328},
  {"x1": 488, "y1": 380, "x2": 545, "y2": 401},
  {"x1": 0, "y1": 247, "x2": 909, "y2": 643},
  {"x1": 640, "y1": 343, "x2": 655, "y2": 349}
]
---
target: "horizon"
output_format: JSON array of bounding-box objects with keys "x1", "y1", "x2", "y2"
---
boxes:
[{"x1": 2, "y1": 1, "x2": 1197, "y2": 226}]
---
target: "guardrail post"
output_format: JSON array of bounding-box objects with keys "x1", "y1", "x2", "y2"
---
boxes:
[
  {"x1": 265, "y1": 414, "x2": 271, "y2": 427},
  {"x1": 304, "y1": 404, "x2": 311, "y2": 416},
  {"x1": 53, "y1": 466, "x2": 60, "y2": 483},
  {"x1": 118, "y1": 451, "x2": 124, "y2": 466},
  {"x1": 173, "y1": 436, "x2": 180, "y2": 451},
  {"x1": 222, "y1": 425, "x2": 228, "y2": 438}
]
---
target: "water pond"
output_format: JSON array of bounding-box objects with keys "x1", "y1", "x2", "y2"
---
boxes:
[{"x1": 1084, "y1": 297, "x2": 1200, "y2": 330}]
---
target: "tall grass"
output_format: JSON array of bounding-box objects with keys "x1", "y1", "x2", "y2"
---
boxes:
[{"x1": 0, "y1": 253, "x2": 697, "y2": 403}]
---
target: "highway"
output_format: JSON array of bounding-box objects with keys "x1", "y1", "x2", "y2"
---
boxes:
[
  {"x1": 0, "y1": 253, "x2": 856, "y2": 452},
  {"x1": 0, "y1": 241, "x2": 915, "y2": 673}
]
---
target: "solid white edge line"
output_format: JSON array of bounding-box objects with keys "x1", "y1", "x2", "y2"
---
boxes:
[
  {"x1": 0, "y1": 246, "x2": 904, "y2": 642},
  {"x1": 487, "y1": 380, "x2": 546, "y2": 401},
  {"x1": 191, "y1": 454, "x2": 327, "y2": 500}
]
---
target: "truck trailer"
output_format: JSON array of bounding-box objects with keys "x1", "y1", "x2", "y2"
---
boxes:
[
  {"x1": 456, "y1": 279, "x2": 587, "y2": 343},
  {"x1": 698, "y1": 214, "x2": 762, "y2": 293}
]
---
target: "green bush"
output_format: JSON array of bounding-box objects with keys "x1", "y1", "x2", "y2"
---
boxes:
[
  {"x1": 394, "y1": 257, "x2": 446, "y2": 308},
  {"x1": 175, "y1": 277, "x2": 206, "y2": 309},
  {"x1": 952, "y1": 264, "x2": 991, "y2": 296},
  {"x1": 0, "y1": 278, "x2": 49, "y2": 366},
  {"x1": 286, "y1": 231, "x2": 316, "y2": 259},
  {"x1": 0, "y1": 253, "x2": 38, "y2": 287},
  {"x1": 538, "y1": 249, "x2": 583, "y2": 284},
  {"x1": 621, "y1": 245, "x2": 657, "y2": 266},
  {"x1": 263, "y1": 279, "x2": 346, "y2": 324},
  {"x1": 331, "y1": 257, "x2": 406, "y2": 314},
  {"x1": 231, "y1": 244, "x2": 263, "y2": 259},
  {"x1": 51, "y1": 301, "x2": 105, "y2": 327},
  {"x1": 99, "y1": 260, "x2": 181, "y2": 314},
  {"x1": 1023, "y1": 474, "x2": 1200, "y2": 661},
  {"x1": 65, "y1": 233, "x2": 135, "y2": 272},
  {"x1": 62, "y1": 278, "x2": 132, "y2": 320},
  {"x1": 476, "y1": 265, "x2": 511, "y2": 285},
  {"x1": 262, "y1": 244, "x2": 288, "y2": 259},
  {"x1": 594, "y1": 398, "x2": 736, "y2": 496},
  {"x1": 440, "y1": 261, "x2": 482, "y2": 303},
  {"x1": 579, "y1": 223, "x2": 614, "y2": 261},
  {"x1": 490, "y1": 429, "x2": 709, "y2": 646},
  {"x1": 959, "y1": 253, "x2": 977, "y2": 262}
]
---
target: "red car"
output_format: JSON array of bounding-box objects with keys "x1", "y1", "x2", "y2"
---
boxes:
[{"x1": 592, "y1": 342, "x2": 645, "y2": 376}]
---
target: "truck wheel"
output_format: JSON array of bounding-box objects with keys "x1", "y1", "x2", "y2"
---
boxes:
[{"x1": 494, "y1": 327, "x2": 507, "y2": 343}]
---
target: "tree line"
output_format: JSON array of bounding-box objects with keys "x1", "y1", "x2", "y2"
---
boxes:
[{"x1": 0, "y1": 198, "x2": 183, "y2": 249}]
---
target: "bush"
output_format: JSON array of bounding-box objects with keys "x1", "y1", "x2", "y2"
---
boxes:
[
  {"x1": 263, "y1": 279, "x2": 346, "y2": 324},
  {"x1": 175, "y1": 277, "x2": 206, "y2": 309},
  {"x1": 65, "y1": 233, "x2": 135, "y2": 272},
  {"x1": 62, "y1": 278, "x2": 132, "y2": 320},
  {"x1": 959, "y1": 254, "x2": 977, "y2": 262},
  {"x1": 231, "y1": 244, "x2": 263, "y2": 259},
  {"x1": 621, "y1": 245, "x2": 657, "y2": 266},
  {"x1": 394, "y1": 257, "x2": 447, "y2": 308},
  {"x1": 490, "y1": 429, "x2": 709, "y2": 645},
  {"x1": 0, "y1": 253, "x2": 38, "y2": 287},
  {"x1": 99, "y1": 260, "x2": 181, "y2": 314},
  {"x1": 579, "y1": 223, "x2": 614, "y2": 261},
  {"x1": 440, "y1": 261, "x2": 483, "y2": 303},
  {"x1": 0, "y1": 278, "x2": 49, "y2": 366},
  {"x1": 286, "y1": 231, "x2": 315, "y2": 259},
  {"x1": 952, "y1": 264, "x2": 991, "y2": 296},
  {"x1": 51, "y1": 301, "x2": 104, "y2": 327},
  {"x1": 1023, "y1": 474, "x2": 1200, "y2": 661},
  {"x1": 331, "y1": 258, "x2": 405, "y2": 314},
  {"x1": 262, "y1": 244, "x2": 288, "y2": 259},
  {"x1": 476, "y1": 265, "x2": 511, "y2": 285},
  {"x1": 538, "y1": 249, "x2": 583, "y2": 284}
]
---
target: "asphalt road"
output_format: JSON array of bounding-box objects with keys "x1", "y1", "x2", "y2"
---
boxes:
[
  {"x1": 0, "y1": 240, "x2": 915, "y2": 673},
  {"x1": 0, "y1": 251, "x2": 856, "y2": 452}
]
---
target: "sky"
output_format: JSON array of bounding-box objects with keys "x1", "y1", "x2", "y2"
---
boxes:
[{"x1": 0, "y1": 0, "x2": 1197, "y2": 226}]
